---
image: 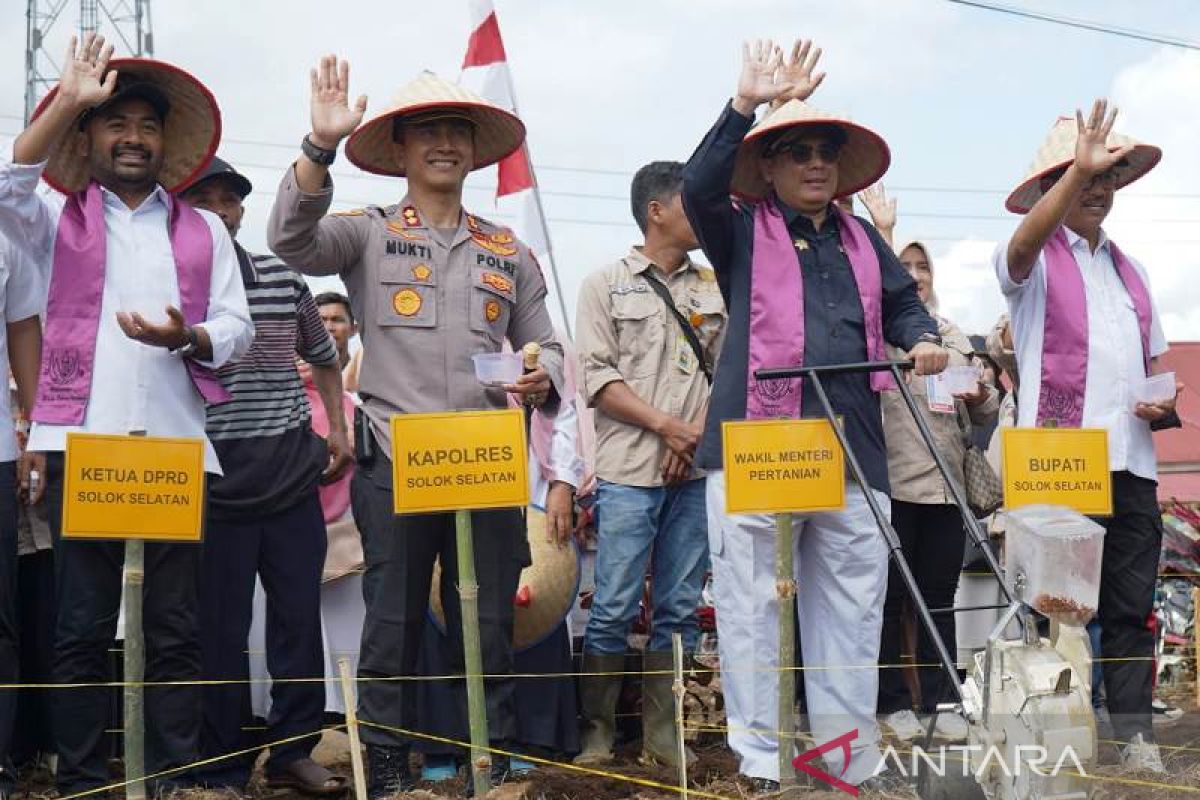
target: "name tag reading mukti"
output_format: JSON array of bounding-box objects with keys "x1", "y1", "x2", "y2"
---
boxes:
[{"x1": 62, "y1": 433, "x2": 206, "y2": 542}]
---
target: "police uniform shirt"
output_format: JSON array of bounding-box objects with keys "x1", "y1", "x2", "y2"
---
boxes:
[{"x1": 267, "y1": 168, "x2": 565, "y2": 455}]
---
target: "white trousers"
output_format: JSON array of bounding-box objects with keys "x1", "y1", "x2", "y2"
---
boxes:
[{"x1": 706, "y1": 472, "x2": 890, "y2": 785}]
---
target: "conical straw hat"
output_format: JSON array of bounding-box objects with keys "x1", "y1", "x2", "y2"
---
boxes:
[
  {"x1": 345, "y1": 71, "x2": 525, "y2": 178},
  {"x1": 32, "y1": 58, "x2": 221, "y2": 195},
  {"x1": 1005, "y1": 116, "x2": 1161, "y2": 214},
  {"x1": 429, "y1": 507, "x2": 581, "y2": 653},
  {"x1": 731, "y1": 99, "x2": 891, "y2": 200}
]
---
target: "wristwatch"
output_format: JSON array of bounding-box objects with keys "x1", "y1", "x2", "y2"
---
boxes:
[
  {"x1": 174, "y1": 326, "x2": 200, "y2": 359},
  {"x1": 916, "y1": 332, "x2": 943, "y2": 347},
  {"x1": 301, "y1": 134, "x2": 337, "y2": 166}
]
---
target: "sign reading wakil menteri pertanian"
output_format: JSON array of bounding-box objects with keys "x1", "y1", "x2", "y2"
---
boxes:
[
  {"x1": 721, "y1": 418, "x2": 845, "y2": 514},
  {"x1": 391, "y1": 408, "x2": 529, "y2": 514},
  {"x1": 1001, "y1": 428, "x2": 1112, "y2": 515},
  {"x1": 62, "y1": 433, "x2": 206, "y2": 541}
]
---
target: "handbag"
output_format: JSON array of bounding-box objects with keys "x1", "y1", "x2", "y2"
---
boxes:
[{"x1": 958, "y1": 405, "x2": 1003, "y2": 518}]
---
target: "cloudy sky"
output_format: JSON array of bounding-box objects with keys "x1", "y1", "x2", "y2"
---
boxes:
[{"x1": 2, "y1": 0, "x2": 1198, "y2": 340}]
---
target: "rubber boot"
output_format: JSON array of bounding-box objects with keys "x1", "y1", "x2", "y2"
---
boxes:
[
  {"x1": 573, "y1": 652, "x2": 626, "y2": 765},
  {"x1": 366, "y1": 744, "x2": 414, "y2": 800},
  {"x1": 640, "y1": 650, "x2": 696, "y2": 768}
]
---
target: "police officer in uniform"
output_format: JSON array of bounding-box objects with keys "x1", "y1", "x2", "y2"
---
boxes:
[{"x1": 268, "y1": 57, "x2": 564, "y2": 798}]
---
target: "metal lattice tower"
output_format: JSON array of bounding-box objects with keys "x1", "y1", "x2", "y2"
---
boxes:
[{"x1": 24, "y1": 0, "x2": 154, "y2": 123}]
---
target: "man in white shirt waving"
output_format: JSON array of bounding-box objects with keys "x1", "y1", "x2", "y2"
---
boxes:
[
  {"x1": 993, "y1": 99, "x2": 1182, "y2": 774},
  {"x1": 0, "y1": 34, "x2": 252, "y2": 796}
]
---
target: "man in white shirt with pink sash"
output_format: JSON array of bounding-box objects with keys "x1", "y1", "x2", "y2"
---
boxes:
[
  {"x1": 993, "y1": 98, "x2": 1182, "y2": 774},
  {"x1": 0, "y1": 35, "x2": 252, "y2": 796}
]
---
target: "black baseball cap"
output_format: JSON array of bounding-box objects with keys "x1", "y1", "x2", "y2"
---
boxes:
[
  {"x1": 179, "y1": 155, "x2": 253, "y2": 198},
  {"x1": 78, "y1": 74, "x2": 171, "y2": 130}
]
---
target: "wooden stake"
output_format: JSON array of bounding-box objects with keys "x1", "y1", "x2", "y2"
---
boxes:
[
  {"x1": 123, "y1": 539, "x2": 146, "y2": 800},
  {"x1": 672, "y1": 632, "x2": 689, "y2": 800},
  {"x1": 776, "y1": 513, "x2": 796, "y2": 790},
  {"x1": 338, "y1": 658, "x2": 368, "y2": 800},
  {"x1": 1194, "y1": 587, "x2": 1200, "y2": 708},
  {"x1": 456, "y1": 510, "x2": 491, "y2": 799}
]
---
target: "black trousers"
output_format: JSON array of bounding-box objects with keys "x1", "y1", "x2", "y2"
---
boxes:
[
  {"x1": 351, "y1": 455, "x2": 527, "y2": 748},
  {"x1": 195, "y1": 491, "x2": 327, "y2": 787},
  {"x1": 0, "y1": 462, "x2": 19, "y2": 794},
  {"x1": 45, "y1": 453, "x2": 202, "y2": 795},
  {"x1": 14, "y1": 546, "x2": 56, "y2": 766},
  {"x1": 1097, "y1": 471, "x2": 1162, "y2": 742},
  {"x1": 878, "y1": 501, "x2": 965, "y2": 714}
]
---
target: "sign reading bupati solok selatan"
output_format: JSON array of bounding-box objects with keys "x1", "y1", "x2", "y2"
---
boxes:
[{"x1": 391, "y1": 408, "x2": 529, "y2": 514}]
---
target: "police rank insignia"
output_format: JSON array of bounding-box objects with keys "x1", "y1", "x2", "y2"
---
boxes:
[
  {"x1": 392, "y1": 288, "x2": 422, "y2": 317},
  {"x1": 332, "y1": 208, "x2": 366, "y2": 217},
  {"x1": 401, "y1": 206, "x2": 421, "y2": 227},
  {"x1": 411, "y1": 264, "x2": 433, "y2": 282},
  {"x1": 484, "y1": 299, "x2": 502, "y2": 323},
  {"x1": 480, "y1": 272, "x2": 512, "y2": 294},
  {"x1": 471, "y1": 232, "x2": 518, "y2": 258},
  {"x1": 386, "y1": 220, "x2": 425, "y2": 240}
]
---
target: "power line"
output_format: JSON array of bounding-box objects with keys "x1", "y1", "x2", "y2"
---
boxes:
[{"x1": 944, "y1": 0, "x2": 1200, "y2": 51}]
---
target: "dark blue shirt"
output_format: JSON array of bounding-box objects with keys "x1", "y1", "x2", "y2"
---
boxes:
[{"x1": 682, "y1": 102, "x2": 938, "y2": 492}]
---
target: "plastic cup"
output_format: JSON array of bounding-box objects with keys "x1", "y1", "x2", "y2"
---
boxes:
[
  {"x1": 1134, "y1": 372, "x2": 1176, "y2": 405},
  {"x1": 472, "y1": 352, "x2": 523, "y2": 387}
]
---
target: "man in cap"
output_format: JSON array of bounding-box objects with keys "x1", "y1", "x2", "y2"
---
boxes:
[
  {"x1": 268, "y1": 56, "x2": 564, "y2": 797},
  {"x1": 178, "y1": 156, "x2": 353, "y2": 794},
  {"x1": 0, "y1": 239, "x2": 46, "y2": 800},
  {"x1": 0, "y1": 34, "x2": 253, "y2": 795},
  {"x1": 573, "y1": 160, "x2": 725, "y2": 768},
  {"x1": 994, "y1": 99, "x2": 1182, "y2": 773},
  {"x1": 682, "y1": 39, "x2": 946, "y2": 792}
]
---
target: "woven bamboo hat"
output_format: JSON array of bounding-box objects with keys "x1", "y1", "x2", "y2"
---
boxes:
[
  {"x1": 1005, "y1": 115, "x2": 1161, "y2": 214},
  {"x1": 429, "y1": 507, "x2": 581, "y2": 653},
  {"x1": 32, "y1": 58, "x2": 221, "y2": 195},
  {"x1": 345, "y1": 71, "x2": 525, "y2": 178},
  {"x1": 731, "y1": 99, "x2": 890, "y2": 200}
]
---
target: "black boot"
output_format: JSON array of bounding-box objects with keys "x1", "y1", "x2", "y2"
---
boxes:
[{"x1": 367, "y1": 744, "x2": 415, "y2": 800}]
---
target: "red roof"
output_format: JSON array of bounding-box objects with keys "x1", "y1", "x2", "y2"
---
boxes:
[
  {"x1": 1155, "y1": 342, "x2": 1200, "y2": 501},
  {"x1": 1155, "y1": 342, "x2": 1200, "y2": 466}
]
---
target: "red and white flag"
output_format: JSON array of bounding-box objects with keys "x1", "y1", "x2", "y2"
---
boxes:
[{"x1": 461, "y1": 0, "x2": 568, "y2": 331}]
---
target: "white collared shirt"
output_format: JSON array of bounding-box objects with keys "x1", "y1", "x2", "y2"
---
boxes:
[
  {"x1": 993, "y1": 226, "x2": 1167, "y2": 480},
  {"x1": 529, "y1": 395, "x2": 587, "y2": 507},
  {"x1": 0, "y1": 146, "x2": 253, "y2": 473},
  {"x1": 0, "y1": 239, "x2": 48, "y2": 462}
]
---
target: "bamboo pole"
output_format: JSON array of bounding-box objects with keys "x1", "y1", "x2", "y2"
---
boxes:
[
  {"x1": 776, "y1": 513, "x2": 796, "y2": 790},
  {"x1": 1194, "y1": 587, "x2": 1199, "y2": 708},
  {"x1": 455, "y1": 510, "x2": 491, "y2": 799},
  {"x1": 671, "y1": 632, "x2": 689, "y2": 800},
  {"x1": 338, "y1": 658, "x2": 368, "y2": 800},
  {"x1": 124, "y1": 428, "x2": 148, "y2": 800}
]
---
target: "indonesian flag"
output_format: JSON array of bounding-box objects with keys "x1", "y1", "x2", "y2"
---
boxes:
[{"x1": 461, "y1": 0, "x2": 567, "y2": 330}]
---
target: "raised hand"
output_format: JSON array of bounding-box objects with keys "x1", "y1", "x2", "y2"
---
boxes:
[
  {"x1": 734, "y1": 40, "x2": 790, "y2": 115},
  {"x1": 309, "y1": 55, "x2": 367, "y2": 149},
  {"x1": 774, "y1": 39, "x2": 826, "y2": 105},
  {"x1": 58, "y1": 34, "x2": 117, "y2": 110},
  {"x1": 858, "y1": 183, "x2": 897, "y2": 232},
  {"x1": 1073, "y1": 98, "x2": 1134, "y2": 177}
]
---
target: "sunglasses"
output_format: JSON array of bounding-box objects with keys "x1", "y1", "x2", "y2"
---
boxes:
[{"x1": 768, "y1": 141, "x2": 843, "y2": 165}]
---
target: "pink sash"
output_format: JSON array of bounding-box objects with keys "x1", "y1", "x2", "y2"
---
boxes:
[
  {"x1": 1037, "y1": 227, "x2": 1151, "y2": 427},
  {"x1": 34, "y1": 181, "x2": 232, "y2": 425},
  {"x1": 746, "y1": 201, "x2": 893, "y2": 418}
]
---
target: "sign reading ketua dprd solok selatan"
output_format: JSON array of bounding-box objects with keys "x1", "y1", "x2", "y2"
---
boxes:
[{"x1": 63, "y1": 433, "x2": 206, "y2": 541}]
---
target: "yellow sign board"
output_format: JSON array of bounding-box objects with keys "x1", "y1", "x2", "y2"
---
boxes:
[
  {"x1": 62, "y1": 433, "x2": 206, "y2": 542},
  {"x1": 391, "y1": 408, "x2": 529, "y2": 514},
  {"x1": 722, "y1": 419, "x2": 845, "y2": 514},
  {"x1": 1001, "y1": 428, "x2": 1112, "y2": 515}
]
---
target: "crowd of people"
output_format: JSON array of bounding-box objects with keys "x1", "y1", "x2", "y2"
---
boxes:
[{"x1": 0, "y1": 29, "x2": 1185, "y2": 800}]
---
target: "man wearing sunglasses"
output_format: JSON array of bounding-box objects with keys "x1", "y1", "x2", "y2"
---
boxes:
[
  {"x1": 994, "y1": 100, "x2": 1181, "y2": 774},
  {"x1": 682, "y1": 39, "x2": 944, "y2": 793}
]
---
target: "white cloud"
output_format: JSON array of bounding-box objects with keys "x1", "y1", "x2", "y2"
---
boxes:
[
  {"x1": 1106, "y1": 47, "x2": 1200, "y2": 342},
  {"x1": 924, "y1": 238, "x2": 1005, "y2": 336}
]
